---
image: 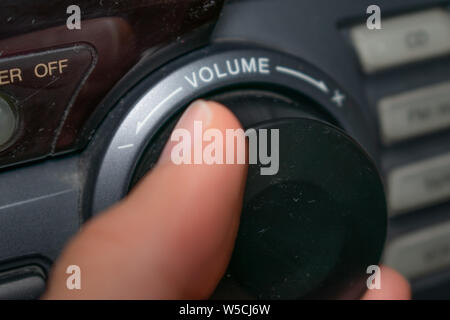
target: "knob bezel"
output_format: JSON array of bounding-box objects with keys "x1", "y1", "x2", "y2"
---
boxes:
[{"x1": 87, "y1": 44, "x2": 378, "y2": 215}]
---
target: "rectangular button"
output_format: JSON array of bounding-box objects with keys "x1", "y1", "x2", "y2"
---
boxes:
[
  {"x1": 384, "y1": 221, "x2": 450, "y2": 279},
  {"x1": 350, "y1": 8, "x2": 450, "y2": 73},
  {"x1": 0, "y1": 45, "x2": 94, "y2": 168},
  {"x1": 0, "y1": 266, "x2": 46, "y2": 300},
  {"x1": 388, "y1": 153, "x2": 450, "y2": 215},
  {"x1": 378, "y1": 81, "x2": 450, "y2": 145}
]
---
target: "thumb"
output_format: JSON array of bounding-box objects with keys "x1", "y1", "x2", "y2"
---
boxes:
[{"x1": 43, "y1": 100, "x2": 248, "y2": 299}]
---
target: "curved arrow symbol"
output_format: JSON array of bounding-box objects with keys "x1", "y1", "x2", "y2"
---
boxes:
[
  {"x1": 276, "y1": 66, "x2": 329, "y2": 94},
  {"x1": 136, "y1": 87, "x2": 184, "y2": 135}
]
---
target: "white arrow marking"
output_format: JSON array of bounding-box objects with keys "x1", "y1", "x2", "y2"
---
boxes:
[
  {"x1": 118, "y1": 144, "x2": 134, "y2": 150},
  {"x1": 136, "y1": 87, "x2": 184, "y2": 135},
  {"x1": 275, "y1": 66, "x2": 329, "y2": 94}
]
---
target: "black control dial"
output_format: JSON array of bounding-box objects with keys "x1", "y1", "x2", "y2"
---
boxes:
[{"x1": 87, "y1": 45, "x2": 387, "y2": 299}]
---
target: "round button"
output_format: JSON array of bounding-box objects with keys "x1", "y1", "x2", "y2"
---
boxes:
[{"x1": 0, "y1": 95, "x2": 17, "y2": 149}]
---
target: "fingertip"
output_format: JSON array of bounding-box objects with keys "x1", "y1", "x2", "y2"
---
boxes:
[
  {"x1": 363, "y1": 266, "x2": 411, "y2": 300},
  {"x1": 44, "y1": 99, "x2": 248, "y2": 299},
  {"x1": 205, "y1": 100, "x2": 244, "y2": 131}
]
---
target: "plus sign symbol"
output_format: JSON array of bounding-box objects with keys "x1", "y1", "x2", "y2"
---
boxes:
[{"x1": 331, "y1": 90, "x2": 346, "y2": 107}]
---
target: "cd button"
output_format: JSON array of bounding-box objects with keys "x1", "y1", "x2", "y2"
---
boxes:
[{"x1": 350, "y1": 8, "x2": 450, "y2": 73}]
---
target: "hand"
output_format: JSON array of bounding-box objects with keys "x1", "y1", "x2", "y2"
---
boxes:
[{"x1": 43, "y1": 100, "x2": 411, "y2": 300}]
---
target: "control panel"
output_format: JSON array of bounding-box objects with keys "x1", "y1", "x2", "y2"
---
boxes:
[{"x1": 0, "y1": 0, "x2": 449, "y2": 299}]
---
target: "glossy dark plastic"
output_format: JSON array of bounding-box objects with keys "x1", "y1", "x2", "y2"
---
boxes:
[{"x1": 0, "y1": 0, "x2": 223, "y2": 167}]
